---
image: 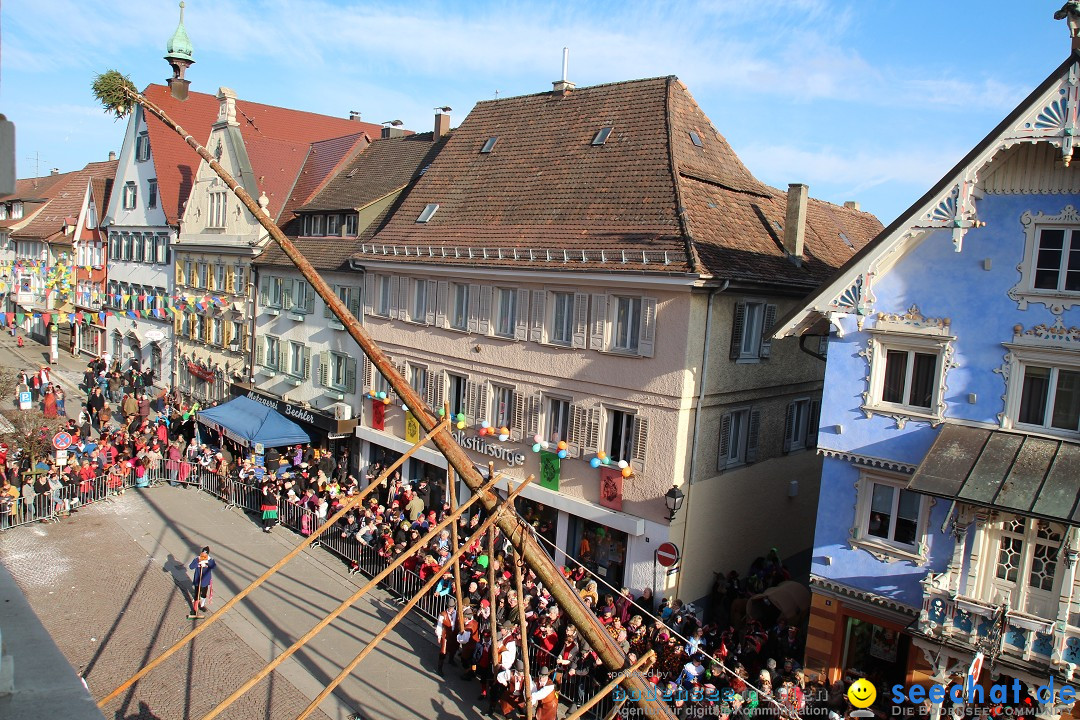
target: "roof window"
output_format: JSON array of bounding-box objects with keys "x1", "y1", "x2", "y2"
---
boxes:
[
  {"x1": 689, "y1": 130, "x2": 703, "y2": 148},
  {"x1": 591, "y1": 127, "x2": 613, "y2": 146},
  {"x1": 481, "y1": 137, "x2": 498, "y2": 154},
  {"x1": 839, "y1": 231, "x2": 855, "y2": 250},
  {"x1": 416, "y1": 203, "x2": 439, "y2": 223}
]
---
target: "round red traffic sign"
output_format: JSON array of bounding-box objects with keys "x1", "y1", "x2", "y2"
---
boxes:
[
  {"x1": 52, "y1": 431, "x2": 72, "y2": 451},
  {"x1": 656, "y1": 542, "x2": 680, "y2": 567}
]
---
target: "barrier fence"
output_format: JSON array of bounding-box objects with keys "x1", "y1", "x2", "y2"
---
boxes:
[{"x1": 0, "y1": 464, "x2": 618, "y2": 717}]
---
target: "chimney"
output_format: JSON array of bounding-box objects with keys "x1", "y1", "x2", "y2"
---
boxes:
[
  {"x1": 381, "y1": 120, "x2": 405, "y2": 139},
  {"x1": 843, "y1": 200, "x2": 860, "y2": 211},
  {"x1": 783, "y1": 183, "x2": 808, "y2": 260},
  {"x1": 552, "y1": 47, "x2": 575, "y2": 97},
  {"x1": 434, "y1": 110, "x2": 451, "y2": 139},
  {"x1": 108, "y1": 151, "x2": 117, "y2": 162},
  {"x1": 349, "y1": 111, "x2": 362, "y2": 122},
  {"x1": 50, "y1": 168, "x2": 60, "y2": 176},
  {"x1": 215, "y1": 87, "x2": 239, "y2": 128}
]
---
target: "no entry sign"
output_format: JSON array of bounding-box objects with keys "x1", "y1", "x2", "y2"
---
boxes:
[{"x1": 656, "y1": 542, "x2": 680, "y2": 567}]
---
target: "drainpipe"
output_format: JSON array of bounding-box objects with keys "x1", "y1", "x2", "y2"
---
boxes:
[{"x1": 674, "y1": 280, "x2": 727, "y2": 599}]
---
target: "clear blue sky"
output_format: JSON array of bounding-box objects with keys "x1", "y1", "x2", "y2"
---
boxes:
[{"x1": 1, "y1": 0, "x2": 1074, "y2": 225}]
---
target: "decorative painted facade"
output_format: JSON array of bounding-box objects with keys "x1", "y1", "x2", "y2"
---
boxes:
[{"x1": 776, "y1": 50, "x2": 1080, "y2": 718}]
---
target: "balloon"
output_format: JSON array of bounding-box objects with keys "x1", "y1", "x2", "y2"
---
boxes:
[
  {"x1": 597, "y1": 451, "x2": 607, "y2": 460},
  {"x1": 590, "y1": 457, "x2": 601, "y2": 468},
  {"x1": 456, "y1": 413, "x2": 466, "y2": 423},
  {"x1": 402, "y1": 405, "x2": 409, "y2": 412},
  {"x1": 456, "y1": 421, "x2": 466, "y2": 429},
  {"x1": 541, "y1": 441, "x2": 550, "y2": 450},
  {"x1": 532, "y1": 443, "x2": 542, "y2": 453},
  {"x1": 500, "y1": 426, "x2": 509, "y2": 436},
  {"x1": 621, "y1": 466, "x2": 632, "y2": 478},
  {"x1": 557, "y1": 440, "x2": 568, "y2": 451},
  {"x1": 499, "y1": 433, "x2": 509, "y2": 442},
  {"x1": 477, "y1": 555, "x2": 489, "y2": 569},
  {"x1": 533, "y1": 434, "x2": 542, "y2": 444},
  {"x1": 617, "y1": 460, "x2": 628, "y2": 469},
  {"x1": 377, "y1": 391, "x2": 387, "y2": 399},
  {"x1": 602, "y1": 456, "x2": 611, "y2": 464},
  {"x1": 438, "y1": 407, "x2": 445, "y2": 417},
  {"x1": 558, "y1": 449, "x2": 567, "y2": 459},
  {"x1": 481, "y1": 420, "x2": 490, "y2": 429},
  {"x1": 383, "y1": 397, "x2": 391, "y2": 405}
]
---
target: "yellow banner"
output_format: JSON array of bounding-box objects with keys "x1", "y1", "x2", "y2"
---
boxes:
[{"x1": 405, "y1": 412, "x2": 420, "y2": 444}]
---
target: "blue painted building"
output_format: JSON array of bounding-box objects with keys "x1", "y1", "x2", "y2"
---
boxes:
[{"x1": 776, "y1": 46, "x2": 1080, "y2": 717}]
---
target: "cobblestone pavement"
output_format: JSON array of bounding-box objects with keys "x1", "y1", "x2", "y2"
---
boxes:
[{"x1": 0, "y1": 486, "x2": 488, "y2": 720}]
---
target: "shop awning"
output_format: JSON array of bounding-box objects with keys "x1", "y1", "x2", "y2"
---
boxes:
[
  {"x1": 197, "y1": 395, "x2": 310, "y2": 449},
  {"x1": 908, "y1": 424, "x2": 1080, "y2": 524}
]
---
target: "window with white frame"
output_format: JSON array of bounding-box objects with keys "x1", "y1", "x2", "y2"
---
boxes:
[
  {"x1": 783, "y1": 398, "x2": 820, "y2": 453},
  {"x1": 852, "y1": 471, "x2": 929, "y2": 562},
  {"x1": 122, "y1": 182, "x2": 137, "y2": 210},
  {"x1": 374, "y1": 274, "x2": 392, "y2": 317},
  {"x1": 410, "y1": 279, "x2": 428, "y2": 323},
  {"x1": 147, "y1": 179, "x2": 158, "y2": 209},
  {"x1": 1003, "y1": 343, "x2": 1080, "y2": 435},
  {"x1": 260, "y1": 335, "x2": 280, "y2": 369},
  {"x1": 374, "y1": 369, "x2": 392, "y2": 397},
  {"x1": 865, "y1": 331, "x2": 950, "y2": 421},
  {"x1": 265, "y1": 276, "x2": 283, "y2": 308},
  {"x1": 211, "y1": 317, "x2": 223, "y2": 346},
  {"x1": 981, "y1": 516, "x2": 1063, "y2": 617},
  {"x1": 611, "y1": 296, "x2": 641, "y2": 352},
  {"x1": 287, "y1": 341, "x2": 308, "y2": 378},
  {"x1": 292, "y1": 279, "x2": 314, "y2": 313},
  {"x1": 448, "y1": 373, "x2": 468, "y2": 417},
  {"x1": 450, "y1": 283, "x2": 469, "y2": 330},
  {"x1": 493, "y1": 287, "x2": 516, "y2": 338},
  {"x1": 197, "y1": 262, "x2": 208, "y2": 289},
  {"x1": 324, "y1": 351, "x2": 355, "y2": 392},
  {"x1": 544, "y1": 396, "x2": 571, "y2": 445},
  {"x1": 590, "y1": 293, "x2": 656, "y2": 356},
  {"x1": 1012, "y1": 209, "x2": 1080, "y2": 313},
  {"x1": 229, "y1": 321, "x2": 243, "y2": 350},
  {"x1": 155, "y1": 234, "x2": 169, "y2": 264},
  {"x1": 135, "y1": 132, "x2": 151, "y2": 162},
  {"x1": 325, "y1": 284, "x2": 359, "y2": 319},
  {"x1": 491, "y1": 385, "x2": 514, "y2": 428},
  {"x1": 717, "y1": 407, "x2": 758, "y2": 469},
  {"x1": 729, "y1": 300, "x2": 777, "y2": 361},
  {"x1": 345, "y1": 214, "x2": 358, "y2": 236},
  {"x1": 605, "y1": 408, "x2": 635, "y2": 464},
  {"x1": 208, "y1": 190, "x2": 227, "y2": 229},
  {"x1": 234, "y1": 264, "x2": 246, "y2": 294},
  {"x1": 311, "y1": 215, "x2": 325, "y2": 237},
  {"x1": 326, "y1": 214, "x2": 340, "y2": 236},
  {"x1": 132, "y1": 234, "x2": 144, "y2": 263},
  {"x1": 214, "y1": 264, "x2": 226, "y2": 292},
  {"x1": 410, "y1": 364, "x2": 428, "y2": 399},
  {"x1": 550, "y1": 291, "x2": 575, "y2": 346},
  {"x1": 11, "y1": 202, "x2": 22, "y2": 219}
]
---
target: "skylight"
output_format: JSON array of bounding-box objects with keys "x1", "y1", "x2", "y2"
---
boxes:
[
  {"x1": 481, "y1": 137, "x2": 498, "y2": 153},
  {"x1": 689, "y1": 130, "x2": 703, "y2": 148},
  {"x1": 416, "y1": 203, "x2": 439, "y2": 223},
  {"x1": 839, "y1": 231, "x2": 855, "y2": 250},
  {"x1": 592, "y1": 127, "x2": 613, "y2": 146}
]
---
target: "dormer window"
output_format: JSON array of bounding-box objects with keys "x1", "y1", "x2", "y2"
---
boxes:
[
  {"x1": 122, "y1": 183, "x2": 137, "y2": 211},
  {"x1": 310, "y1": 214, "x2": 324, "y2": 236},
  {"x1": 416, "y1": 204, "x2": 439, "y2": 223},
  {"x1": 345, "y1": 214, "x2": 358, "y2": 236},
  {"x1": 0, "y1": 204, "x2": 7, "y2": 221},
  {"x1": 592, "y1": 127, "x2": 613, "y2": 146},
  {"x1": 12, "y1": 202, "x2": 22, "y2": 219},
  {"x1": 481, "y1": 137, "x2": 498, "y2": 153},
  {"x1": 135, "y1": 132, "x2": 151, "y2": 162}
]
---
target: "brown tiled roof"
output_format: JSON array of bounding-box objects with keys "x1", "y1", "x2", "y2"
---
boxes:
[
  {"x1": 0, "y1": 174, "x2": 69, "y2": 231},
  {"x1": 357, "y1": 77, "x2": 880, "y2": 284},
  {"x1": 141, "y1": 84, "x2": 384, "y2": 225},
  {"x1": 14, "y1": 160, "x2": 118, "y2": 241},
  {"x1": 301, "y1": 132, "x2": 444, "y2": 212}
]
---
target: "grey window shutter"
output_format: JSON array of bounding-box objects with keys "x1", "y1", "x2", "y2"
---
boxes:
[
  {"x1": 746, "y1": 409, "x2": 761, "y2": 463},
  {"x1": 345, "y1": 357, "x2": 357, "y2": 394},
  {"x1": 526, "y1": 394, "x2": 540, "y2": 437},
  {"x1": 302, "y1": 345, "x2": 311, "y2": 381},
  {"x1": 363, "y1": 273, "x2": 374, "y2": 316},
  {"x1": 783, "y1": 402, "x2": 795, "y2": 453},
  {"x1": 572, "y1": 292, "x2": 589, "y2": 349},
  {"x1": 464, "y1": 378, "x2": 477, "y2": 422},
  {"x1": 631, "y1": 415, "x2": 649, "y2": 473},
  {"x1": 389, "y1": 275, "x2": 400, "y2": 318},
  {"x1": 589, "y1": 294, "x2": 607, "y2": 350},
  {"x1": 395, "y1": 362, "x2": 407, "y2": 397},
  {"x1": 303, "y1": 282, "x2": 315, "y2": 314},
  {"x1": 511, "y1": 389, "x2": 526, "y2": 440},
  {"x1": 427, "y1": 369, "x2": 445, "y2": 414},
  {"x1": 435, "y1": 281, "x2": 448, "y2": 327},
  {"x1": 318, "y1": 350, "x2": 330, "y2": 387},
  {"x1": 277, "y1": 343, "x2": 287, "y2": 373},
  {"x1": 259, "y1": 275, "x2": 269, "y2": 306},
  {"x1": 639, "y1": 297, "x2": 657, "y2": 358},
  {"x1": 717, "y1": 413, "x2": 731, "y2": 470},
  {"x1": 363, "y1": 356, "x2": 375, "y2": 392},
  {"x1": 584, "y1": 406, "x2": 601, "y2": 457},
  {"x1": 397, "y1": 276, "x2": 409, "y2": 321},
  {"x1": 324, "y1": 286, "x2": 336, "y2": 319},
  {"x1": 530, "y1": 290, "x2": 545, "y2": 342},
  {"x1": 256, "y1": 336, "x2": 265, "y2": 367},
  {"x1": 515, "y1": 288, "x2": 529, "y2": 341},
  {"x1": 568, "y1": 403, "x2": 585, "y2": 451},
  {"x1": 759, "y1": 304, "x2": 777, "y2": 358},
  {"x1": 808, "y1": 400, "x2": 820, "y2": 448},
  {"x1": 478, "y1": 285, "x2": 492, "y2": 334},
  {"x1": 426, "y1": 280, "x2": 438, "y2": 325},
  {"x1": 348, "y1": 286, "x2": 362, "y2": 319},
  {"x1": 282, "y1": 279, "x2": 294, "y2": 310},
  {"x1": 468, "y1": 284, "x2": 481, "y2": 333},
  {"x1": 730, "y1": 302, "x2": 746, "y2": 359}
]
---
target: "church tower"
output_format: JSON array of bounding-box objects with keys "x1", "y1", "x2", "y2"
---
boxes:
[{"x1": 165, "y1": 1, "x2": 195, "y2": 100}]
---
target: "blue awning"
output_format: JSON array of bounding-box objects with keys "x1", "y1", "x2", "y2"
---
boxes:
[{"x1": 196, "y1": 395, "x2": 310, "y2": 449}]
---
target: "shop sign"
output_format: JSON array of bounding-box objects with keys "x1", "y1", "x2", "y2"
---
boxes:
[
  {"x1": 371, "y1": 400, "x2": 385, "y2": 431},
  {"x1": 538, "y1": 450, "x2": 560, "y2": 490},
  {"x1": 598, "y1": 465, "x2": 623, "y2": 511},
  {"x1": 405, "y1": 412, "x2": 420, "y2": 444},
  {"x1": 453, "y1": 430, "x2": 526, "y2": 467},
  {"x1": 229, "y1": 383, "x2": 343, "y2": 433},
  {"x1": 186, "y1": 361, "x2": 216, "y2": 382}
]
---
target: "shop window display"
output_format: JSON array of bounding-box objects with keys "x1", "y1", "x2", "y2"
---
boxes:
[{"x1": 568, "y1": 516, "x2": 627, "y2": 585}]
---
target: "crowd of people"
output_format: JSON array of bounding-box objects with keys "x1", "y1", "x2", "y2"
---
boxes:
[{"x1": 0, "y1": 353, "x2": 854, "y2": 720}]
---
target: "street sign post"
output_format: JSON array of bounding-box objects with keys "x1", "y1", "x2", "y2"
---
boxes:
[{"x1": 655, "y1": 542, "x2": 679, "y2": 568}]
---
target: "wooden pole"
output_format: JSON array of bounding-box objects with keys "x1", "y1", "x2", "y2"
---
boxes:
[
  {"x1": 96, "y1": 420, "x2": 448, "y2": 708},
  {"x1": 447, "y1": 401, "x2": 464, "y2": 632},
  {"x1": 513, "y1": 542, "x2": 535, "y2": 720},
  {"x1": 124, "y1": 83, "x2": 673, "y2": 720},
  {"x1": 199, "y1": 473, "x2": 503, "y2": 720},
  {"x1": 562, "y1": 651, "x2": 656, "y2": 720},
  {"x1": 293, "y1": 477, "x2": 533, "y2": 720}
]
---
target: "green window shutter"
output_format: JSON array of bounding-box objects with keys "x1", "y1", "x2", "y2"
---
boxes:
[
  {"x1": 345, "y1": 357, "x2": 357, "y2": 394},
  {"x1": 302, "y1": 345, "x2": 311, "y2": 381},
  {"x1": 318, "y1": 350, "x2": 330, "y2": 387},
  {"x1": 303, "y1": 281, "x2": 315, "y2": 314},
  {"x1": 256, "y1": 336, "x2": 265, "y2": 367}
]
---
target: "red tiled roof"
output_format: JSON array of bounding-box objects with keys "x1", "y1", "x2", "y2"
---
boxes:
[
  {"x1": 277, "y1": 133, "x2": 369, "y2": 224},
  {"x1": 359, "y1": 77, "x2": 880, "y2": 284},
  {"x1": 14, "y1": 160, "x2": 118, "y2": 241},
  {"x1": 141, "y1": 84, "x2": 384, "y2": 225}
]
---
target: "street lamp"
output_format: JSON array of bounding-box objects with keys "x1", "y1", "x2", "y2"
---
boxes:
[{"x1": 664, "y1": 485, "x2": 685, "y2": 521}]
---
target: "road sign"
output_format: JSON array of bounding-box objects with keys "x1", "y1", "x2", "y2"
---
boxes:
[
  {"x1": 18, "y1": 391, "x2": 30, "y2": 410},
  {"x1": 54, "y1": 449, "x2": 68, "y2": 465},
  {"x1": 656, "y1": 542, "x2": 680, "y2": 568},
  {"x1": 965, "y1": 651, "x2": 984, "y2": 702},
  {"x1": 52, "y1": 431, "x2": 73, "y2": 451}
]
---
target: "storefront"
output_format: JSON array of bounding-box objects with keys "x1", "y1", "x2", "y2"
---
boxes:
[{"x1": 230, "y1": 383, "x2": 358, "y2": 464}]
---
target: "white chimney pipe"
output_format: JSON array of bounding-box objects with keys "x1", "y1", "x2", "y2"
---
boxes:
[{"x1": 561, "y1": 48, "x2": 569, "y2": 82}]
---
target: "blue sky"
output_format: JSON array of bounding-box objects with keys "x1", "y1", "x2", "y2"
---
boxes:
[{"x1": 1, "y1": 0, "x2": 1074, "y2": 224}]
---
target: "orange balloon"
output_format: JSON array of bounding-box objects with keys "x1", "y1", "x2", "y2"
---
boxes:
[
  {"x1": 383, "y1": 397, "x2": 391, "y2": 405},
  {"x1": 621, "y1": 466, "x2": 632, "y2": 478},
  {"x1": 597, "y1": 450, "x2": 607, "y2": 460},
  {"x1": 500, "y1": 426, "x2": 509, "y2": 436},
  {"x1": 557, "y1": 440, "x2": 568, "y2": 451}
]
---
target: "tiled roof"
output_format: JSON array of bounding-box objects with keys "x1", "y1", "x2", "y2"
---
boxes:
[
  {"x1": 357, "y1": 77, "x2": 880, "y2": 284},
  {"x1": 301, "y1": 132, "x2": 444, "y2": 212},
  {"x1": 278, "y1": 133, "x2": 369, "y2": 223},
  {"x1": 141, "y1": 84, "x2": 384, "y2": 225},
  {"x1": 13, "y1": 160, "x2": 118, "y2": 241}
]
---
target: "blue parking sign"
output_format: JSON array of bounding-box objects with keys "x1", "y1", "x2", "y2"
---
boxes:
[{"x1": 18, "y1": 391, "x2": 31, "y2": 410}]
